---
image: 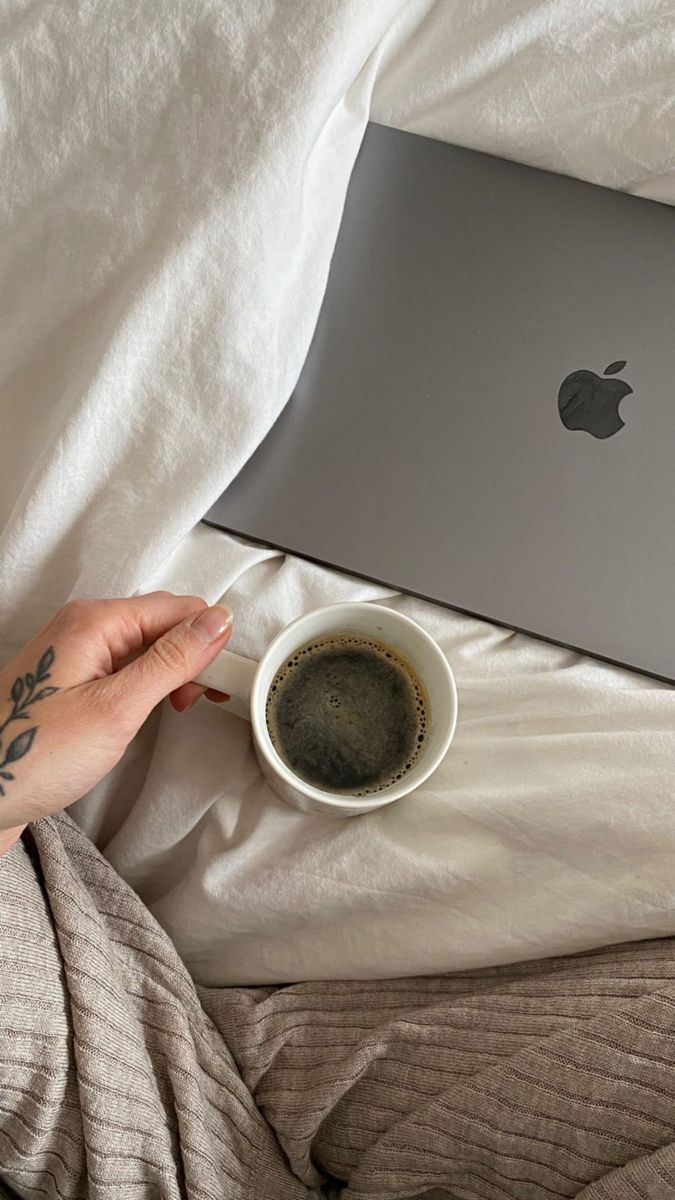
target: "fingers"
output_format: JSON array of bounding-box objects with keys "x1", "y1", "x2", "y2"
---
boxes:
[
  {"x1": 170, "y1": 682, "x2": 231, "y2": 711},
  {"x1": 103, "y1": 604, "x2": 234, "y2": 727},
  {"x1": 52, "y1": 592, "x2": 211, "y2": 667},
  {"x1": 170, "y1": 681, "x2": 206, "y2": 712}
]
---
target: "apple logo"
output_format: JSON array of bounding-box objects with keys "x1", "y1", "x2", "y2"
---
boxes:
[{"x1": 558, "y1": 360, "x2": 633, "y2": 439}]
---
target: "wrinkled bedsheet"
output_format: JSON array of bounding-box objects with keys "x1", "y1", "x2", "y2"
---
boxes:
[{"x1": 0, "y1": 0, "x2": 674, "y2": 984}]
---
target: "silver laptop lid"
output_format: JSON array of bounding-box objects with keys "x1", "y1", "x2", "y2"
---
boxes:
[{"x1": 204, "y1": 123, "x2": 675, "y2": 681}]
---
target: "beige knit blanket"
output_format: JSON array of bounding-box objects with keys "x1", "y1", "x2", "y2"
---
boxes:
[{"x1": 2, "y1": 815, "x2": 675, "y2": 1199}]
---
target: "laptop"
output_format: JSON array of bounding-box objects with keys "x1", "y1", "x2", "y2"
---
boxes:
[{"x1": 204, "y1": 122, "x2": 675, "y2": 683}]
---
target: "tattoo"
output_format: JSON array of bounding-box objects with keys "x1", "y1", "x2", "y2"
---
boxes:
[{"x1": 0, "y1": 646, "x2": 59, "y2": 796}]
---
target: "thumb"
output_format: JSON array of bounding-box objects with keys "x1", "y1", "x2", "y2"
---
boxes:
[{"x1": 107, "y1": 604, "x2": 233, "y2": 725}]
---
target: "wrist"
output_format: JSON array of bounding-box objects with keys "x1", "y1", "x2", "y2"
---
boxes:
[{"x1": 0, "y1": 824, "x2": 25, "y2": 857}]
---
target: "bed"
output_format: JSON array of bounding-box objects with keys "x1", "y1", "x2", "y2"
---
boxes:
[{"x1": 0, "y1": 0, "x2": 673, "y2": 989}]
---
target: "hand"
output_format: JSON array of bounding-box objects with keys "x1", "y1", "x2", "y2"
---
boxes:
[{"x1": 0, "y1": 592, "x2": 233, "y2": 855}]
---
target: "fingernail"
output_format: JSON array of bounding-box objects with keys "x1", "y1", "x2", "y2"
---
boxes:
[{"x1": 190, "y1": 605, "x2": 233, "y2": 643}]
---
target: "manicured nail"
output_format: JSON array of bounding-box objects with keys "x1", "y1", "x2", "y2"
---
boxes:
[{"x1": 190, "y1": 605, "x2": 233, "y2": 643}]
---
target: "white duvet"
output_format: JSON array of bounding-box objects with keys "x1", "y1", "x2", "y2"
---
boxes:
[{"x1": 1, "y1": 0, "x2": 674, "y2": 984}]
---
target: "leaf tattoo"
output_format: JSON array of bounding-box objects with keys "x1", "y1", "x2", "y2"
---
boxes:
[
  {"x1": 0, "y1": 646, "x2": 59, "y2": 798},
  {"x1": 37, "y1": 647, "x2": 54, "y2": 679},
  {"x1": 4, "y1": 729, "x2": 36, "y2": 762}
]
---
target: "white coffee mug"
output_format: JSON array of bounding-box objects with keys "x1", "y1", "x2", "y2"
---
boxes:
[{"x1": 195, "y1": 602, "x2": 457, "y2": 816}]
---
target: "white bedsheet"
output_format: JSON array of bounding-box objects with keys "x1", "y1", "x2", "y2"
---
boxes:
[{"x1": 1, "y1": 0, "x2": 674, "y2": 984}]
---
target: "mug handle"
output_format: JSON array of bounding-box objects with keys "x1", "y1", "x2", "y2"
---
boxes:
[{"x1": 193, "y1": 650, "x2": 257, "y2": 721}]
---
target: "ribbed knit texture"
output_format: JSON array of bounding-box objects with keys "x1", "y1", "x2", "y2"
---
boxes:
[
  {"x1": 0, "y1": 816, "x2": 303, "y2": 1200},
  {"x1": 3, "y1": 814, "x2": 675, "y2": 1198}
]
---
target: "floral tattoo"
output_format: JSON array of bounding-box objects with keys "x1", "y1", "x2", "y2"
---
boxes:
[{"x1": 0, "y1": 646, "x2": 59, "y2": 797}]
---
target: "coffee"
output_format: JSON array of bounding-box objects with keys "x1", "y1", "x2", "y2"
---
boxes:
[{"x1": 265, "y1": 633, "x2": 429, "y2": 796}]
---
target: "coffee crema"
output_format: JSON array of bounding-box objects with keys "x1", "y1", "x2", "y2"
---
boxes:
[{"x1": 265, "y1": 633, "x2": 429, "y2": 796}]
